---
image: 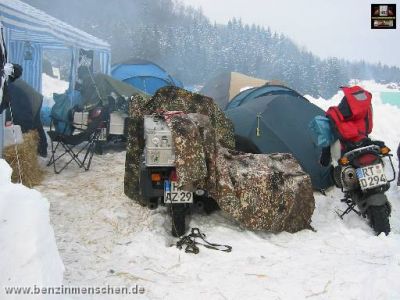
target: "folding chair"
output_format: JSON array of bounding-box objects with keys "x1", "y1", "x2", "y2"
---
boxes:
[{"x1": 47, "y1": 109, "x2": 105, "y2": 174}]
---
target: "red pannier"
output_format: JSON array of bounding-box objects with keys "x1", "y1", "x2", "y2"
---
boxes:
[{"x1": 326, "y1": 86, "x2": 373, "y2": 143}]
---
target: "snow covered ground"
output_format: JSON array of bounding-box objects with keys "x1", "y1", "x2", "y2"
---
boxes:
[
  {"x1": 26, "y1": 80, "x2": 400, "y2": 299},
  {"x1": 1, "y1": 79, "x2": 397, "y2": 299},
  {"x1": 0, "y1": 160, "x2": 64, "y2": 300}
]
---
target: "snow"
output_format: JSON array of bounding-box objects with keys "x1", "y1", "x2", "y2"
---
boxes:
[
  {"x1": 0, "y1": 159, "x2": 64, "y2": 299},
  {"x1": 41, "y1": 73, "x2": 69, "y2": 109},
  {"x1": 41, "y1": 74, "x2": 69, "y2": 99},
  {"x1": 3, "y1": 79, "x2": 398, "y2": 299}
]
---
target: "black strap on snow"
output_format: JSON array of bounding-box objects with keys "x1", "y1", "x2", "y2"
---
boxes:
[{"x1": 176, "y1": 228, "x2": 232, "y2": 254}]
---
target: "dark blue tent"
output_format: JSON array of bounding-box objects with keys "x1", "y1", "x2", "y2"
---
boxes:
[
  {"x1": 225, "y1": 86, "x2": 333, "y2": 190},
  {"x1": 111, "y1": 59, "x2": 182, "y2": 95}
]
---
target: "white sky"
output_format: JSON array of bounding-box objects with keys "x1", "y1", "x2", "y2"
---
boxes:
[{"x1": 181, "y1": 0, "x2": 400, "y2": 67}]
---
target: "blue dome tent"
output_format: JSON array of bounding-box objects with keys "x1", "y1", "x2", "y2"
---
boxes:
[
  {"x1": 111, "y1": 59, "x2": 182, "y2": 95},
  {"x1": 226, "y1": 84, "x2": 301, "y2": 110}
]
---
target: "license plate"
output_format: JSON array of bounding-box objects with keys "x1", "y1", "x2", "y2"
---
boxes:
[
  {"x1": 356, "y1": 164, "x2": 387, "y2": 190},
  {"x1": 164, "y1": 180, "x2": 193, "y2": 204}
]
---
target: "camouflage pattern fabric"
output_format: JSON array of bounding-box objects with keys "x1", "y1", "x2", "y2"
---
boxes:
[
  {"x1": 124, "y1": 87, "x2": 235, "y2": 203},
  {"x1": 124, "y1": 87, "x2": 315, "y2": 232},
  {"x1": 215, "y1": 148, "x2": 314, "y2": 232},
  {"x1": 169, "y1": 114, "x2": 314, "y2": 232},
  {"x1": 167, "y1": 113, "x2": 207, "y2": 189}
]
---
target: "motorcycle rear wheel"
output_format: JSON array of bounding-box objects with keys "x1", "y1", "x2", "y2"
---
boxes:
[
  {"x1": 170, "y1": 204, "x2": 186, "y2": 237},
  {"x1": 367, "y1": 204, "x2": 391, "y2": 235}
]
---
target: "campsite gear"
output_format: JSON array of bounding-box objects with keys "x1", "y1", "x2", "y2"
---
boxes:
[
  {"x1": 109, "y1": 112, "x2": 128, "y2": 135},
  {"x1": 200, "y1": 71, "x2": 283, "y2": 110},
  {"x1": 75, "y1": 73, "x2": 147, "y2": 151},
  {"x1": 225, "y1": 91, "x2": 333, "y2": 191},
  {"x1": 7, "y1": 79, "x2": 47, "y2": 156},
  {"x1": 143, "y1": 115, "x2": 175, "y2": 166},
  {"x1": 111, "y1": 59, "x2": 182, "y2": 95},
  {"x1": 51, "y1": 91, "x2": 82, "y2": 135},
  {"x1": 176, "y1": 228, "x2": 232, "y2": 254},
  {"x1": 326, "y1": 86, "x2": 373, "y2": 145},
  {"x1": 51, "y1": 73, "x2": 146, "y2": 154},
  {"x1": 332, "y1": 140, "x2": 395, "y2": 235},
  {"x1": 47, "y1": 107, "x2": 105, "y2": 174},
  {"x1": 126, "y1": 87, "x2": 315, "y2": 235},
  {"x1": 309, "y1": 115, "x2": 337, "y2": 148},
  {"x1": 78, "y1": 73, "x2": 146, "y2": 111}
]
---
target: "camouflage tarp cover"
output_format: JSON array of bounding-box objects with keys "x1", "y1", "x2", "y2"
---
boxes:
[
  {"x1": 124, "y1": 86, "x2": 235, "y2": 202},
  {"x1": 124, "y1": 87, "x2": 315, "y2": 232}
]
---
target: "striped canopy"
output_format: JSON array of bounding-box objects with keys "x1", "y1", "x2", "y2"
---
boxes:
[{"x1": 0, "y1": 0, "x2": 111, "y2": 93}]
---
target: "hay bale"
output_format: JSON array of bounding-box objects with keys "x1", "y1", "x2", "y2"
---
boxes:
[{"x1": 3, "y1": 130, "x2": 44, "y2": 187}]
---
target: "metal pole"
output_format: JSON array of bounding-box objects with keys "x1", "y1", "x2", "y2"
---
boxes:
[{"x1": 0, "y1": 112, "x2": 4, "y2": 158}]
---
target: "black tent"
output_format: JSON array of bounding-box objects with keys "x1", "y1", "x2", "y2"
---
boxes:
[
  {"x1": 78, "y1": 73, "x2": 148, "y2": 111},
  {"x1": 7, "y1": 79, "x2": 47, "y2": 156},
  {"x1": 225, "y1": 91, "x2": 333, "y2": 190}
]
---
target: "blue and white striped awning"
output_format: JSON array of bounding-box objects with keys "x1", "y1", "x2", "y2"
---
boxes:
[
  {"x1": 0, "y1": 0, "x2": 110, "y2": 50},
  {"x1": 0, "y1": 0, "x2": 111, "y2": 92}
]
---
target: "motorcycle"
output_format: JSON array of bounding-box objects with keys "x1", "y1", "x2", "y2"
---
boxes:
[
  {"x1": 138, "y1": 115, "x2": 218, "y2": 237},
  {"x1": 333, "y1": 140, "x2": 396, "y2": 235}
]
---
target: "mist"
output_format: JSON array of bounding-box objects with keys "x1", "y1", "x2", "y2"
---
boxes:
[{"x1": 24, "y1": 0, "x2": 400, "y2": 97}]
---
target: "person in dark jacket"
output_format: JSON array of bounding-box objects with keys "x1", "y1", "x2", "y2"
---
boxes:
[
  {"x1": 7, "y1": 79, "x2": 48, "y2": 157},
  {"x1": 0, "y1": 63, "x2": 22, "y2": 113}
]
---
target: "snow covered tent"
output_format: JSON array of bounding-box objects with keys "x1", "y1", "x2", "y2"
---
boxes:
[
  {"x1": 0, "y1": 0, "x2": 111, "y2": 93},
  {"x1": 111, "y1": 59, "x2": 182, "y2": 95},
  {"x1": 200, "y1": 71, "x2": 284, "y2": 110}
]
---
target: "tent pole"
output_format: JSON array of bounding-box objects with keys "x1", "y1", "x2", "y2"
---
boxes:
[{"x1": 0, "y1": 112, "x2": 4, "y2": 158}]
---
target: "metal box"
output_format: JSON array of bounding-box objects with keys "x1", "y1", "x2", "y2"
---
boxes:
[
  {"x1": 73, "y1": 112, "x2": 89, "y2": 130},
  {"x1": 109, "y1": 112, "x2": 127, "y2": 135},
  {"x1": 143, "y1": 115, "x2": 175, "y2": 167}
]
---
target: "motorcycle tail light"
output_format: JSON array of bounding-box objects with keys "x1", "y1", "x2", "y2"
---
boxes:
[
  {"x1": 339, "y1": 157, "x2": 349, "y2": 166},
  {"x1": 151, "y1": 173, "x2": 161, "y2": 182},
  {"x1": 170, "y1": 169, "x2": 178, "y2": 182},
  {"x1": 380, "y1": 146, "x2": 390, "y2": 155},
  {"x1": 355, "y1": 153, "x2": 379, "y2": 167}
]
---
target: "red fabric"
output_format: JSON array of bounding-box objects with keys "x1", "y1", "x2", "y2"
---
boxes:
[
  {"x1": 326, "y1": 86, "x2": 373, "y2": 143},
  {"x1": 341, "y1": 86, "x2": 372, "y2": 120}
]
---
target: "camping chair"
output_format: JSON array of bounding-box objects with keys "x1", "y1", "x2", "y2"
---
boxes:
[{"x1": 47, "y1": 108, "x2": 105, "y2": 174}]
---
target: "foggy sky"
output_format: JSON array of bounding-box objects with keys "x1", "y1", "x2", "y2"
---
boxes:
[{"x1": 182, "y1": 0, "x2": 400, "y2": 67}]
